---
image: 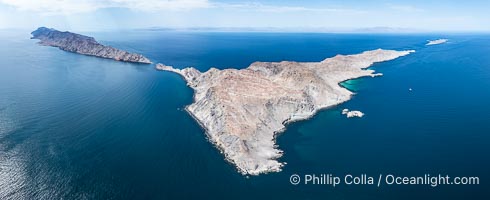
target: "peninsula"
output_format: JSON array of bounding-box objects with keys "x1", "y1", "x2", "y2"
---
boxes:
[
  {"x1": 31, "y1": 27, "x2": 151, "y2": 64},
  {"x1": 426, "y1": 39, "x2": 448, "y2": 46},
  {"x1": 157, "y1": 49, "x2": 414, "y2": 175}
]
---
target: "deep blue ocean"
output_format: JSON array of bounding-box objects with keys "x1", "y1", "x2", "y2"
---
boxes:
[{"x1": 0, "y1": 30, "x2": 489, "y2": 199}]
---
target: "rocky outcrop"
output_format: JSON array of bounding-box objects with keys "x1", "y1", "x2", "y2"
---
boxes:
[
  {"x1": 342, "y1": 109, "x2": 365, "y2": 118},
  {"x1": 426, "y1": 39, "x2": 448, "y2": 46},
  {"x1": 31, "y1": 27, "x2": 151, "y2": 64},
  {"x1": 157, "y1": 49, "x2": 414, "y2": 175}
]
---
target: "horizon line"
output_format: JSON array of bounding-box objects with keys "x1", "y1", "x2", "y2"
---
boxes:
[{"x1": 2, "y1": 26, "x2": 490, "y2": 34}]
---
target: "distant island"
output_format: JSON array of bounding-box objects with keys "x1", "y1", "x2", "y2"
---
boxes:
[
  {"x1": 426, "y1": 39, "x2": 448, "y2": 45},
  {"x1": 157, "y1": 49, "x2": 414, "y2": 175},
  {"x1": 31, "y1": 27, "x2": 151, "y2": 64}
]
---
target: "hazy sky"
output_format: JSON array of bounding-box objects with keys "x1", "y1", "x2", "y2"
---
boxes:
[{"x1": 0, "y1": 0, "x2": 488, "y2": 32}]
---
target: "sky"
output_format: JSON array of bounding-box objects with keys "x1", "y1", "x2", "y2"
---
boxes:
[{"x1": 0, "y1": 0, "x2": 488, "y2": 32}]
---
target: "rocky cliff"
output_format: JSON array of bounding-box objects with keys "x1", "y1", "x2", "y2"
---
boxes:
[{"x1": 31, "y1": 27, "x2": 151, "y2": 64}]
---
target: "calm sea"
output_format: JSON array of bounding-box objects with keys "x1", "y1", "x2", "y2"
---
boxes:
[{"x1": 0, "y1": 30, "x2": 488, "y2": 199}]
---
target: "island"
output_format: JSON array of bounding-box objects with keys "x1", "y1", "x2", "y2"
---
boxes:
[
  {"x1": 342, "y1": 109, "x2": 365, "y2": 118},
  {"x1": 426, "y1": 39, "x2": 448, "y2": 46},
  {"x1": 157, "y1": 49, "x2": 414, "y2": 175},
  {"x1": 31, "y1": 27, "x2": 151, "y2": 64}
]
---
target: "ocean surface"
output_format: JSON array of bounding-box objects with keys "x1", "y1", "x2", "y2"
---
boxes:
[{"x1": 0, "y1": 30, "x2": 489, "y2": 199}]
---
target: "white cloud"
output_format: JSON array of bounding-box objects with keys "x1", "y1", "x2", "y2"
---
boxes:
[
  {"x1": 0, "y1": 0, "x2": 210, "y2": 14},
  {"x1": 112, "y1": 0, "x2": 210, "y2": 11},
  {"x1": 213, "y1": 2, "x2": 364, "y2": 14},
  {"x1": 389, "y1": 5, "x2": 424, "y2": 12},
  {"x1": 0, "y1": 0, "x2": 365, "y2": 15}
]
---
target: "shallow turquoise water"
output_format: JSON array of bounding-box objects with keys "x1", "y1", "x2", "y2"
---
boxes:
[{"x1": 0, "y1": 30, "x2": 489, "y2": 199}]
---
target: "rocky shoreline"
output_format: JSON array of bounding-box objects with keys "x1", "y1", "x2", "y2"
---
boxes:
[
  {"x1": 157, "y1": 49, "x2": 414, "y2": 175},
  {"x1": 31, "y1": 27, "x2": 151, "y2": 64}
]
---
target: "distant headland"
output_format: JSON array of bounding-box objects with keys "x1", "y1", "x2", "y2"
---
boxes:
[{"x1": 31, "y1": 27, "x2": 151, "y2": 64}]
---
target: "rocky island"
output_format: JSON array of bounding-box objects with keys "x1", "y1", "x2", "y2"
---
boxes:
[
  {"x1": 342, "y1": 109, "x2": 365, "y2": 118},
  {"x1": 157, "y1": 49, "x2": 414, "y2": 175},
  {"x1": 31, "y1": 27, "x2": 151, "y2": 64},
  {"x1": 426, "y1": 39, "x2": 448, "y2": 45}
]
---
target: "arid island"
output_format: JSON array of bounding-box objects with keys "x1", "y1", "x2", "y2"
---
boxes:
[
  {"x1": 31, "y1": 27, "x2": 151, "y2": 64},
  {"x1": 426, "y1": 39, "x2": 448, "y2": 45},
  {"x1": 157, "y1": 49, "x2": 414, "y2": 175}
]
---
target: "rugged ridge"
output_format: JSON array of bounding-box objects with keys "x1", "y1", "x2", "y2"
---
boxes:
[
  {"x1": 31, "y1": 27, "x2": 151, "y2": 64},
  {"x1": 157, "y1": 49, "x2": 414, "y2": 175}
]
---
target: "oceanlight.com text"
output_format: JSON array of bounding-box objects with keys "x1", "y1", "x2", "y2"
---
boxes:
[{"x1": 290, "y1": 174, "x2": 479, "y2": 187}]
